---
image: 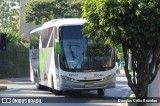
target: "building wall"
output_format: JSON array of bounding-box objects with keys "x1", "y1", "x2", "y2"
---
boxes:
[
  {"x1": 147, "y1": 69, "x2": 160, "y2": 106},
  {"x1": 20, "y1": 0, "x2": 40, "y2": 38}
]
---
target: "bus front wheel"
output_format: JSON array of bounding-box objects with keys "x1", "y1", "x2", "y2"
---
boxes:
[
  {"x1": 52, "y1": 89, "x2": 62, "y2": 95},
  {"x1": 97, "y1": 89, "x2": 105, "y2": 96}
]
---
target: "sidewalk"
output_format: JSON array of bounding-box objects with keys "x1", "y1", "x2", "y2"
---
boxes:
[
  {"x1": 119, "y1": 69, "x2": 125, "y2": 74},
  {"x1": 0, "y1": 77, "x2": 30, "y2": 90},
  {"x1": 1, "y1": 77, "x2": 30, "y2": 82}
]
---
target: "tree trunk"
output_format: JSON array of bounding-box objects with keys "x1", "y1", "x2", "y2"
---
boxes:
[{"x1": 147, "y1": 69, "x2": 160, "y2": 106}]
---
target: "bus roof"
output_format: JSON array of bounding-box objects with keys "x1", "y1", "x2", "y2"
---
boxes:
[{"x1": 30, "y1": 18, "x2": 87, "y2": 34}]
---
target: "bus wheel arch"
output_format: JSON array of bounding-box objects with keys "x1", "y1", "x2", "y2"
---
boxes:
[{"x1": 51, "y1": 75, "x2": 62, "y2": 95}]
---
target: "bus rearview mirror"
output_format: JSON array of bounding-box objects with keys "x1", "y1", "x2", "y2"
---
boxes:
[{"x1": 55, "y1": 39, "x2": 61, "y2": 54}]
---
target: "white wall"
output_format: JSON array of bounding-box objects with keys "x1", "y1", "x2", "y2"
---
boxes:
[{"x1": 147, "y1": 69, "x2": 160, "y2": 106}]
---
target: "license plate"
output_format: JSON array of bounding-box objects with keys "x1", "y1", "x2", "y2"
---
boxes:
[{"x1": 85, "y1": 84, "x2": 95, "y2": 87}]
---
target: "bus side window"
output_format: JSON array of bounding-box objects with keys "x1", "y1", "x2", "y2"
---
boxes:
[{"x1": 48, "y1": 27, "x2": 54, "y2": 47}]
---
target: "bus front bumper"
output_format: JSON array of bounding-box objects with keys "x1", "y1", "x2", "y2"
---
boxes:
[{"x1": 60, "y1": 73, "x2": 116, "y2": 91}]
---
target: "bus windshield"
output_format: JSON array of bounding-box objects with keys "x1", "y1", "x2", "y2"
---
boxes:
[{"x1": 60, "y1": 25, "x2": 115, "y2": 72}]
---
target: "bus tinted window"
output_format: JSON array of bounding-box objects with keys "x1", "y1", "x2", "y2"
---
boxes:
[
  {"x1": 30, "y1": 32, "x2": 39, "y2": 49},
  {"x1": 60, "y1": 25, "x2": 115, "y2": 72}
]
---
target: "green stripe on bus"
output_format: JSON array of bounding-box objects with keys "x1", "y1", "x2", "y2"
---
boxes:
[{"x1": 39, "y1": 48, "x2": 49, "y2": 76}]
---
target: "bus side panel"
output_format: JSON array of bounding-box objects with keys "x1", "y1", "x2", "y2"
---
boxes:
[
  {"x1": 39, "y1": 48, "x2": 51, "y2": 85},
  {"x1": 30, "y1": 32, "x2": 40, "y2": 83},
  {"x1": 29, "y1": 49, "x2": 39, "y2": 82},
  {"x1": 48, "y1": 48, "x2": 55, "y2": 88},
  {"x1": 29, "y1": 50, "x2": 34, "y2": 82},
  {"x1": 47, "y1": 48, "x2": 61, "y2": 90},
  {"x1": 38, "y1": 26, "x2": 60, "y2": 88}
]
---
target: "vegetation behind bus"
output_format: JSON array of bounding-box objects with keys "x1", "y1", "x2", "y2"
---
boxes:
[
  {"x1": 24, "y1": 0, "x2": 82, "y2": 25},
  {"x1": 0, "y1": 0, "x2": 20, "y2": 32},
  {"x1": 0, "y1": 29, "x2": 29, "y2": 78},
  {"x1": 0, "y1": 0, "x2": 29, "y2": 78}
]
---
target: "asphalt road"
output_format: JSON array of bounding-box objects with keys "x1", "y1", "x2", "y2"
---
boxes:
[{"x1": 0, "y1": 74, "x2": 132, "y2": 106}]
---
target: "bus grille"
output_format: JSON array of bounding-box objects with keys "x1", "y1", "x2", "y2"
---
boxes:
[{"x1": 77, "y1": 79, "x2": 101, "y2": 82}]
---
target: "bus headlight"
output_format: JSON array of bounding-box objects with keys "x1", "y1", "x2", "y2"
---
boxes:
[
  {"x1": 101, "y1": 74, "x2": 115, "y2": 81},
  {"x1": 61, "y1": 75, "x2": 78, "y2": 82},
  {"x1": 101, "y1": 77, "x2": 108, "y2": 81}
]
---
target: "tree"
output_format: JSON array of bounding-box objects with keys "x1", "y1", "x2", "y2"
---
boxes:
[
  {"x1": 0, "y1": 0, "x2": 21, "y2": 44},
  {"x1": 82, "y1": 0, "x2": 160, "y2": 105},
  {"x1": 116, "y1": 45, "x2": 123, "y2": 62},
  {"x1": 64, "y1": 0, "x2": 82, "y2": 18},
  {"x1": 0, "y1": 0, "x2": 20, "y2": 32},
  {"x1": 24, "y1": 0, "x2": 82, "y2": 25}
]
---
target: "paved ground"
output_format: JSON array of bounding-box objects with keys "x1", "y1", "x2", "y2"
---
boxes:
[{"x1": 0, "y1": 74, "x2": 132, "y2": 106}]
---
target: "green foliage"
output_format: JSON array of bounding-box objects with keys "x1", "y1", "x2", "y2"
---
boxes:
[
  {"x1": 116, "y1": 45, "x2": 123, "y2": 61},
  {"x1": 25, "y1": 0, "x2": 55, "y2": 25},
  {"x1": 88, "y1": 44, "x2": 109, "y2": 57},
  {"x1": 25, "y1": 0, "x2": 82, "y2": 25},
  {"x1": 65, "y1": 0, "x2": 82, "y2": 18},
  {"x1": 82, "y1": 0, "x2": 160, "y2": 45},
  {"x1": 2, "y1": 29, "x2": 22, "y2": 44},
  {"x1": 0, "y1": 0, "x2": 20, "y2": 32},
  {"x1": 0, "y1": 43, "x2": 29, "y2": 78},
  {"x1": 82, "y1": 0, "x2": 160, "y2": 98},
  {"x1": 0, "y1": 0, "x2": 29, "y2": 78}
]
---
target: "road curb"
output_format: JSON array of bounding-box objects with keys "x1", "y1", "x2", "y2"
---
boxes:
[
  {"x1": 0, "y1": 80, "x2": 8, "y2": 83},
  {"x1": 0, "y1": 80, "x2": 8, "y2": 90},
  {"x1": 0, "y1": 86, "x2": 7, "y2": 90}
]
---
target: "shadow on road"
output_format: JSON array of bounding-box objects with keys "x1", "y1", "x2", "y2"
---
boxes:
[{"x1": 0, "y1": 74, "x2": 133, "y2": 99}]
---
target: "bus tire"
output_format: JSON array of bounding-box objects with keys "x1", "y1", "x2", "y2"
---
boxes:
[
  {"x1": 97, "y1": 89, "x2": 105, "y2": 96},
  {"x1": 52, "y1": 89, "x2": 62, "y2": 95},
  {"x1": 51, "y1": 77, "x2": 62, "y2": 95}
]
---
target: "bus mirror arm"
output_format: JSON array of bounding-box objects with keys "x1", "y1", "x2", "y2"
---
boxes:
[{"x1": 55, "y1": 39, "x2": 61, "y2": 54}]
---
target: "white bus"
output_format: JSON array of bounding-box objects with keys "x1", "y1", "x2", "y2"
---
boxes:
[{"x1": 29, "y1": 18, "x2": 116, "y2": 95}]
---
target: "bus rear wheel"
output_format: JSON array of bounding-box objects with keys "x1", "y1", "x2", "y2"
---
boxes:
[{"x1": 97, "y1": 89, "x2": 105, "y2": 96}]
